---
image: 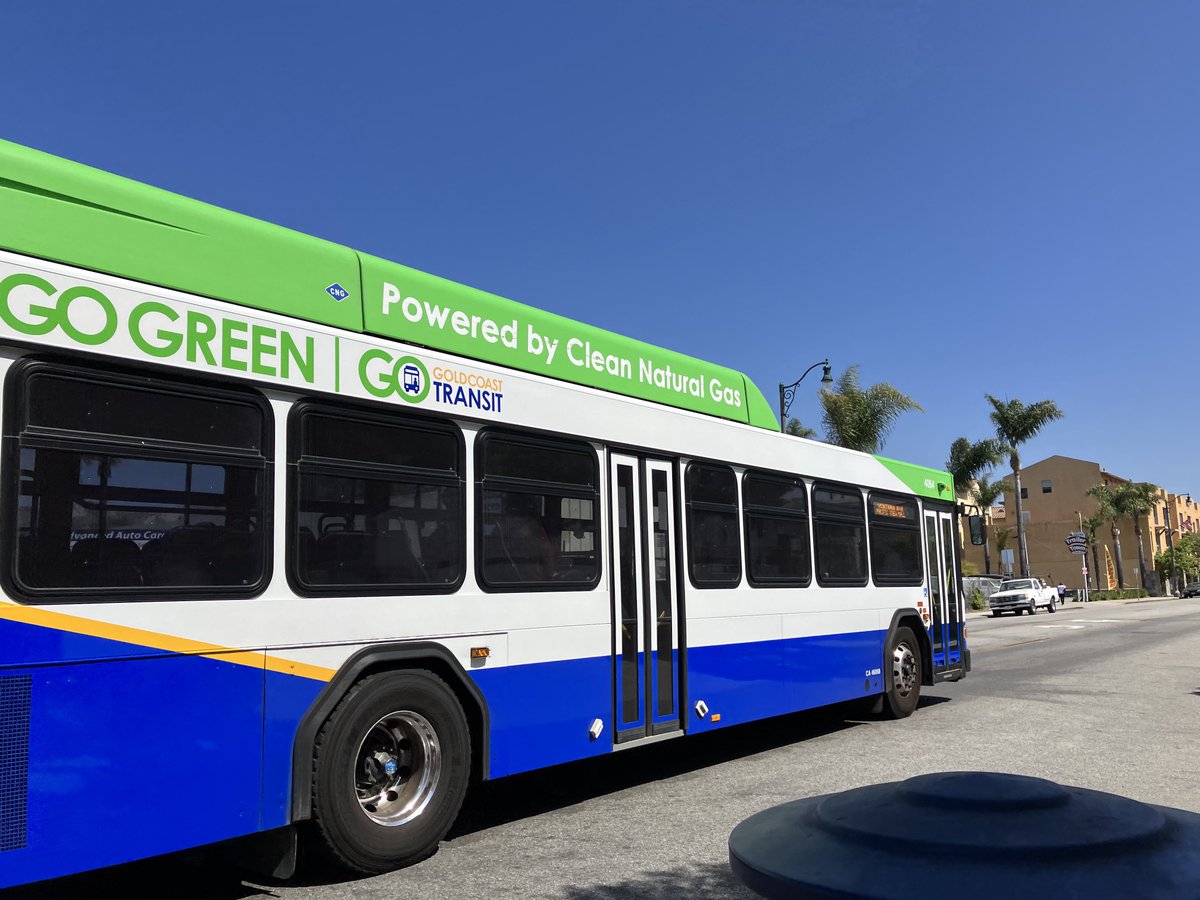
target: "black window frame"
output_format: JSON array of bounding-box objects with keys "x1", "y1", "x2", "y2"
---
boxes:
[
  {"x1": 811, "y1": 480, "x2": 869, "y2": 588},
  {"x1": 686, "y1": 462, "x2": 742, "y2": 589},
  {"x1": 2, "y1": 357, "x2": 273, "y2": 604},
  {"x1": 867, "y1": 491, "x2": 923, "y2": 587},
  {"x1": 474, "y1": 429, "x2": 601, "y2": 593},
  {"x1": 287, "y1": 399, "x2": 466, "y2": 597},
  {"x1": 742, "y1": 469, "x2": 811, "y2": 588}
]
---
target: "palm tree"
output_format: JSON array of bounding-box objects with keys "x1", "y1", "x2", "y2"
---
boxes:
[
  {"x1": 1087, "y1": 484, "x2": 1125, "y2": 589},
  {"x1": 946, "y1": 437, "x2": 1004, "y2": 495},
  {"x1": 986, "y1": 395, "x2": 1065, "y2": 577},
  {"x1": 784, "y1": 418, "x2": 817, "y2": 439},
  {"x1": 971, "y1": 474, "x2": 1011, "y2": 575},
  {"x1": 1120, "y1": 482, "x2": 1159, "y2": 591},
  {"x1": 820, "y1": 366, "x2": 922, "y2": 453},
  {"x1": 1089, "y1": 481, "x2": 1158, "y2": 590},
  {"x1": 994, "y1": 527, "x2": 1014, "y2": 575},
  {"x1": 1081, "y1": 512, "x2": 1105, "y2": 591}
]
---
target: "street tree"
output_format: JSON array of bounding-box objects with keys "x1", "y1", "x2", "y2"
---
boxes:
[
  {"x1": 971, "y1": 474, "x2": 1011, "y2": 575},
  {"x1": 819, "y1": 365, "x2": 922, "y2": 453},
  {"x1": 1087, "y1": 484, "x2": 1126, "y2": 589},
  {"x1": 1120, "y1": 482, "x2": 1159, "y2": 590},
  {"x1": 994, "y1": 527, "x2": 1014, "y2": 575},
  {"x1": 986, "y1": 395, "x2": 1065, "y2": 577},
  {"x1": 1156, "y1": 545, "x2": 1198, "y2": 594},
  {"x1": 1177, "y1": 532, "x2": 1200, "y2": 585},
  {"x1": 784, "y1": 418, "x2": 817, "y2": 439},
  {"x1": 1082, "y1": 512, "x2": 1105, "y2": 591},
  {"x1": 946, "y1": 437, "x2": 1004, "y2": 495}
]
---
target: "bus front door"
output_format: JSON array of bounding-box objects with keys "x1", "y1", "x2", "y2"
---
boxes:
[
  {"x1": 609, "y1": 454, "x2": 683, "y2": 743},
  {"x1": 924, "y1": 508, "x2": 963, "y2": 672}
]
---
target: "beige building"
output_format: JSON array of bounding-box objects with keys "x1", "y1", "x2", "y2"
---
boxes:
[{"x1": 960, "y1": 454, "x2": 1184, "y2": 593}]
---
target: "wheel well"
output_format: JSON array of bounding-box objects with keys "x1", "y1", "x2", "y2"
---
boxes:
[
  {"x1": 291, "y1": 643, "x2": 490, "y2": 824},
  {"x1": 352, "y1": 656, "x2": 487, "y2": 786},
  {"x1": 894, "y1": 613, "x2": 933, "y2": 686}
]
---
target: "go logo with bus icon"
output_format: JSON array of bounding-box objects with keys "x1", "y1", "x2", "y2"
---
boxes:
[{"x1": 358, "y1": 349, "x2": 431, "y2": 403}]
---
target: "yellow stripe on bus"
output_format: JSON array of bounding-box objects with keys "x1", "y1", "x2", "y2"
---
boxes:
[{"x1": 0, "y1": 602, "x2": 335, "y2": 682}]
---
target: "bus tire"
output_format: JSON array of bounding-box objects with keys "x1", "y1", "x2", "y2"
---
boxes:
[
  {"x1": 311, "y1": 669, "x2": 471, "y2": 874},
  {"x1": 883, "y1": 626, "x2": 921, "y2": 719}
]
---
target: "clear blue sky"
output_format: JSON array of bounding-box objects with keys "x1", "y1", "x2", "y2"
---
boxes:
[{"x1": 4, "y1": 2, "x2": 1198, "y2": 494}]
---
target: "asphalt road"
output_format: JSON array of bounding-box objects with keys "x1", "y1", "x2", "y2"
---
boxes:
[{"x1": 11, "y1": 597, "x2": 1200, "y2": 899}]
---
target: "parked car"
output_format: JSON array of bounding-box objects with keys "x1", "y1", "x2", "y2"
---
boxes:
[
  {"x1": 1182, "y1": 582, "x2": 1200, "y2": 598},
  {"x1": 963, "y1": 574, "x2": 1005, "y2": 601},
  {"x1": 988, "y1": 577, "x2": 1059, "y2": 616}
]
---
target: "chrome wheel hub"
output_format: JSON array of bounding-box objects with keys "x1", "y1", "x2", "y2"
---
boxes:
[
  {"x1": 354, "y1": 710, "x2": 441, "y2": 826},
  {"x1": 892, "y1": 642, "x2": 917, "y2": 698}
]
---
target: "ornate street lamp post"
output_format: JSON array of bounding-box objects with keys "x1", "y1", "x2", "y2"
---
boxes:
[{"x1": 778, "y1": 359, "x2": 833, "y2": 433}]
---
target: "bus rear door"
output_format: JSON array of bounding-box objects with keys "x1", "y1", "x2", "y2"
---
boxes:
[{"x1": 608, "y1": 454, "x2": 683, "y2": 743}]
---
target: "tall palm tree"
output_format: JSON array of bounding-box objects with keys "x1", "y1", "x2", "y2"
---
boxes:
[
  {"x1": 946, "y1": 437, "x2": 1004, "y2": 495},
  {"x1": 1087, "y1": 484, "x2": 1125, "y2": 589},
  {"x1": 1121, "y1": 482, "x2": 1159, "y2": 590},
  {"x1": 820, "y1": 366, "x2": 922, "y2": 453},
  {"x1": 971, "y1": 474, "x2": 1011, "y2": 575},
  {"x1": 986, "y1": 395, "x2": 1065, "y2": 577},
  {"x1": 1081, "y1": 512, "x2": 1105, "y2": 592}
]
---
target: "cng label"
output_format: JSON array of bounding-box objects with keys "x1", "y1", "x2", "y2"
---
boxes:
[{"x1": 326, "y1": 283, "x2": 349, "y2": 302}]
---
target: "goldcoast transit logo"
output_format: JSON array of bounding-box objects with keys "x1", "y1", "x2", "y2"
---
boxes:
[{"x1": 358, "y1": 351, "x2": 504, "y2": 414}]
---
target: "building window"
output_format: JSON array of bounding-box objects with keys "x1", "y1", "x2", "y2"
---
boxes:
[
  {"x1": 8, "y1": 363, "x2": 271, "y2": 600},
  {"x1": 686, "y1": 463, "x2": 741, "y2": 587},
  {"x1": 1021, "y1": 511, "x2": 1031, "y2": 524},
  {"x1": 1041, "y1": 480, "x2": 1052, "y2": 494},
  {"x1": 1020, "y1": 487, "x2": 1029, "y2": 500}
]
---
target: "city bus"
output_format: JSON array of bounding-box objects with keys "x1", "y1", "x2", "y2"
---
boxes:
[{"x1": 0, "y1": 139, "x2": 968, "y2": 888}]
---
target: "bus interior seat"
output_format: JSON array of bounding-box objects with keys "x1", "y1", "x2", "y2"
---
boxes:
[
  {"x1": 142, "y1": 524, "x2": 221, "y2": 585},
  {"x1": 69, "y1": 537, "x2": 143, "y2": 586}
]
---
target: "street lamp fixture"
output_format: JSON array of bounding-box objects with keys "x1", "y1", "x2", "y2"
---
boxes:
[{"x1": 778, "y1": 359, "x2": 833, "y2": 433}]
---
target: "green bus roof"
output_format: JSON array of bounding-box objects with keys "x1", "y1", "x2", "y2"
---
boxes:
[{"x1": 0, "y1": 139, "x2": 777, "y2": 428}]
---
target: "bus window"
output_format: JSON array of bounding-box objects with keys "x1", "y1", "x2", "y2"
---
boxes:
[
  {"x1": 812, "y1": 483, "x2": 868, "y2": 587},
  {"x1": 475, "y1": 432, "x2": 599, "y2": 590},
  {"x1": 291, "y1": 406, "x2": 464, "y2": 593},
  {"x1": 686, "y1": 463, "x2": 741, "y2": 587},
  {"x1": 743, "y1": 471, "x2": 811, "y2": 587},
  {"x1": 7, "y1": 363, "x2": 270, "y2": 599},
  {"x1": 867, "y1": 492, "x2": 923, "y2": 586}
]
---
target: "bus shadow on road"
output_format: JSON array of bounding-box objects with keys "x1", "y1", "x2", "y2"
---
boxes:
[{"x1": 448, "y1": 700, "x2": 912, "y2": 840}]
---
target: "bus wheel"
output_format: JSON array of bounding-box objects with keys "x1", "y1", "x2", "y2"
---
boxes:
[
  {"x1": 311, "y1": 670, "x2": 471, "y2": 874},
  {"x1": 883, "y1": 626, "x2": 921, "y2": 719}
]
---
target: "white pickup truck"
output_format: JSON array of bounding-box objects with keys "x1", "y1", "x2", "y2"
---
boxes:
[{"x1": 988, "y1": 578, "x2": 1059, "y2": 616}]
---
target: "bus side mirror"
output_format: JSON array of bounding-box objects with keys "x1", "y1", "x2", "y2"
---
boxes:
[{"x1": 968, "y1": 515, "x2": 985, "y2": 545}]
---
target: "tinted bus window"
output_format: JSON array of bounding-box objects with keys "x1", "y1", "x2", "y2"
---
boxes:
[
  {"x1": 687, "y1": 463, "x2": 740, "y2": 587},
  {"x1": 476, "y1": 433, "x2": 599, "y2": 589},
  {"x1": 869, "y1": 492, "x2": 923, "y2": 586},
  {"x1": 812, "y1": 482, "x2": 867, "y2": 587},
  {"x1": 8, "y1": 364, "x2": 270, "y2": 599},
  {"x1": 743, "y1": 471, "x2": 810, "y2": 586},
  {"x1": 292, "y1": 407, "x2": 464, "y2": 592}
]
